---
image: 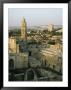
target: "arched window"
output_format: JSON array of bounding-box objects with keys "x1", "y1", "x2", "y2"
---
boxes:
[
  {"x1": 9, "y1": 59, "x2": 14, "y2": 69},
  {"x1": 29, "y1": 51, "x2": 31, "y2": 56},
  {"x1": 53, "y1": 65, "x2": 55, "y2": 70},
  {"x1": 27, "y1": 70, "x2": 34, "y2": 81}
]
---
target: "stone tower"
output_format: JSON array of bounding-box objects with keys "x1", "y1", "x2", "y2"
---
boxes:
[{"x1": 21, "y1": 17, "x2": 27, "y2": 40}]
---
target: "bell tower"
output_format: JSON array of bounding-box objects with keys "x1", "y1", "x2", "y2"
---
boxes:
[{"x1": 21, "y1": 17, "x2": 27, "y2": 41}]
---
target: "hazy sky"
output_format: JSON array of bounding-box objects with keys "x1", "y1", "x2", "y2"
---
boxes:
[{"x1": 8, "y1": 8, "x2": 62, "y2": 27}]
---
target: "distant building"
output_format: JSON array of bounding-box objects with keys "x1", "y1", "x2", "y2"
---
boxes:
[
  {"x1": 56, "y1": 28, "x2": 63, "y2": 33},
  {"x1": 48, "y1": 24, "x2": 54, "y2": 32}
]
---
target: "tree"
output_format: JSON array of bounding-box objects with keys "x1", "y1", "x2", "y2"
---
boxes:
[
  {"x1": 30, "y1": 30, "x2": 36, "y2": 34},
  {"x1": 42, "y1": 30, "x2": 48, "y2": 34},
  {"x1": 48, "y1": 40, "x2": 55, "y2": 45}
]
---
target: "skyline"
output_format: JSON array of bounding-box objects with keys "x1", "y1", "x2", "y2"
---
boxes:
[{"x1": 8, "y1": 8, "x2": 63, "y2": 27}]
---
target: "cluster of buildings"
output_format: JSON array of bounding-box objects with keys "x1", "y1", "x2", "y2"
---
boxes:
[{"x1": 9, "y1": 17, "x2": 62, "y2": 81}]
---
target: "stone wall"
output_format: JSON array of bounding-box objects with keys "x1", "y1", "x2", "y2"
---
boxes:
[
  {"x1": 9, "y1": 52, "x2": 28, "y2": 69},
  {"x1": 38, "y1": 51, "x2": 62, "y2": 72},
  {"x1": 8, "y1": 37, "x2": 17, "y2": 53}
]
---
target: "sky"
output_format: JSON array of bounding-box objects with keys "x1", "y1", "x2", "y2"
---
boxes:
[{"x1": 8, "y1": 8, "x2": 62, "y2": 27}]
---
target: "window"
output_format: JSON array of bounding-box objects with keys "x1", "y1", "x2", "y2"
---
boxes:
[{"x1": 9, "y1": 59, "x2": 14, "y2": 69}]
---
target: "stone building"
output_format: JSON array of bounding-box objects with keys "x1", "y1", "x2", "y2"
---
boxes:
[
  {"x1": 9, "y1": 52, "x2": 28, "y2": 69},
  {"x1": 38, "y1": 48, "x2": 62, "y2": 72},
  {"x1": 9, "y1": 17, "x2": 28, "y2": 69},
  {"x1": 8, "y1": 37, "x2": 17, "y2": 53}
]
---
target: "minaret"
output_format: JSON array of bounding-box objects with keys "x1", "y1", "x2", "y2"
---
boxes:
[{"x1": 21, "y1": 17, "x2": 27, "y2": 41}]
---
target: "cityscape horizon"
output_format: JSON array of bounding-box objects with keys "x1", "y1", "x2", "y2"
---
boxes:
[{"x1": 9, "y1": 16, "x2": 63, "y2": 81}]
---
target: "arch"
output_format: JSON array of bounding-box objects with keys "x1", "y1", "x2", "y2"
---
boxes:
[
  {"x1": 9, "y1": 59, "x2": 14, "y2": 69},
  {"x1": 27, "y1": 70, "x2": 34, "y2": 80},
  {"x1": 24, "y1": 69, "x2": 37, "y2": 81}
]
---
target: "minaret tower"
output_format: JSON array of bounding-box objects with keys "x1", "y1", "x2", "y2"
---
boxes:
[{"x1": 21, "y1": 17, "x2": 27, "y2": 41}]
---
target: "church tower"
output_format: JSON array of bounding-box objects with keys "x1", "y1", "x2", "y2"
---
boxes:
[{"x1": 21, "y1": 17, "x2": 27, "y2": 41}]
